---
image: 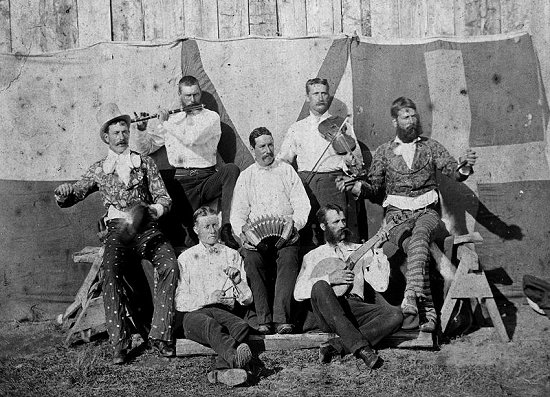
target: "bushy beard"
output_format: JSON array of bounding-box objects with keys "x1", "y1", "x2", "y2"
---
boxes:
[
  {"x1": 396, "y1": 123, "x2": 422, "y2": 143},
  {"x1": 324, "y1": 226, "x2": 351, "y2": 245}
]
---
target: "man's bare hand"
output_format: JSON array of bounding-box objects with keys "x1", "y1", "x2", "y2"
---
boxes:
[
  {"x1": 239, "y1": 233, "x2": 256, "y2": 250},
  {"x1": 328, "y1": 269, "x2": 355, "y2": 285},
  {"x1": 158, "y1": 109, "x2": 170, "y2": 122},
  {"x1": 148, "y1": 205, "x2": 160, "y2": 220},
  {"x1": 459, "y1": 148, "x2": 478, "y2": 168},
  {"x1": 210, "y1": 289, "x2": 225, "y2": 304},
  {"x1": 54, "y1": 183, "x2": 74, "y2": 198},
  {"x1": 134, "y1": 112, "x2": 149, "y2": 131},
  {"x1": 224, "y1": 267, "x2": 241, "y2": 284},
  {"x1": 335, "y1": 176, "x2": 362, "y2": 196}
]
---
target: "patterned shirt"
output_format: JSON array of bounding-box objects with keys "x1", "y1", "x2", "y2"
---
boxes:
[
  {"x1": 294, "y1": 242, "x2": 375, "y2": 301},
  {"x1": 56, "y1": 150, "x2": 171, "y2": 214},
  {"x1": 230, "y1": 160, "x2": 311, "y2": 237},
  {"x1": 361, "y1": 136, "x2": 465, "y2": 201},
  {"x1": 278, "y1": 112, "x2": 363, "y2": 172},
  {"x1": 134, "y1": 108, "x2": 221, "y2": 168},
  {"x1": 175, "y1": 243, "x2": 253, "y2": 312}
]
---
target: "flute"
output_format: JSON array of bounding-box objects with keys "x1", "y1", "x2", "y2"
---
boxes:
[{"x1": 131, "y1": 104, "x2": 205, "y2": 123}]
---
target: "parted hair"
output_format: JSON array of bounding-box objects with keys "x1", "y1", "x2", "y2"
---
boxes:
[
  {"x1": 390, "y1": 97, "x2": 417, "y2": 119},
  {"x1": 249, "y1": 127, "x2": 272, "y2": 148},
  {"x1": 193, "y1": 206, "x2": 218, "y2": 226},
  {"x1": 316, "y1": 203, "x2": 344, "y2": 226},
  {"x1": 306, "y1": 78, "x2": 329, "y2": 94},
  {"x1": 106, "y1": 119, "x2": 129, "y2": 133}
]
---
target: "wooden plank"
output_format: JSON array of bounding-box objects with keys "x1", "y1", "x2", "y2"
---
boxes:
[
  {"x1": 176, "y1": 329, "x2": 435, "y2": 356},
  {"x1": 183, "y1": 0, "x2": 218, "y2": 38},
  {"x1": 249, "y1": 0, "x2": 277, "y2": 36},
  {"x1": 0, "y1": 0, "x2": 11, "y2": 52},
  {"x1": 484, "y1": 0, "x2": 501, "y2": 34},
  {"x1": 277, "y1": 0, "x2": 307, "y2": 36},
  {"x1": 460, "y1": 0, "x2": 501, "y2": 36},
  {"x1": 111, "y1": 0, "x2": 144, "y2": 41},
  {"x1": 369, "y1": 0, "x2": 399, "y2": 38},
  {"x1": 77, "y1": 0, "x2": 111, "y2": 47},
  {"x1": 398, "y1": 0, "x2": 426, "y2": 38},
  {"x1": 305, "y1": 0, "x2": 342, "y2": 35},
  {"x1": 426, "y1": 0, "x2": 454, "y2": 36},
  {"x1": 454, "y1": 0, "x2": 466, "y2": 36},
  {"x1": 342, "y1": 0, "x2": 362, "y2": 35},
  {"x1": 500, "y1": 0, "x2": 531, "y2": 33},
  {"x1": 10, "y1": 0, "x2": 78, "y2": 53},
  {"x1": 218, "y1": 0, "x2": 249, "y2": 38},
  {"x1": 142, "y1": 0, "x2": 185, "y2": 41}
]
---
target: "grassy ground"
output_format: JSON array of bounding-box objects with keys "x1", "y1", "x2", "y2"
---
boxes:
[{"x1": 1, "y1": 302, "x2": 549, "y2": 397}]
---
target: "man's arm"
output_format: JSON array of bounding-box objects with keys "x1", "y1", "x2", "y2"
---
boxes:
[
  {"x1": 294, "y1": 253, "x2": 329, "y2": 301},
  {"x1": 229, "y1": 172, "x2": 251, "y2": 237},
  {"x1": 431, "y1": 140, "x2": 477, "y2": 182},
  {"x1": 142, "y1": 156, "x2": 172, "y2": 218},
  {"x1": 287, "y1": 167, "x2": 311, "y2": 231},
  {"x1": 277, "y1": 125, "x2": 298, "y2": 164},
  {"x1": 227, "y1": 252, "x2": 253, "y2": 306},
  {"x1": 54, "y1": 163, "x2": 99, "y2": 208}
]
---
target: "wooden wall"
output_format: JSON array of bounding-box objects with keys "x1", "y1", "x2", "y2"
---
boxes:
[{"x1": 0, "y1": 0, "x2": 544, "y2": 54}]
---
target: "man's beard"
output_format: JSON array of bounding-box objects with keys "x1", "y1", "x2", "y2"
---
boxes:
[
  {"x1": 324, "y1": 226, "x2": 351, "y2": 245},
  {"x1": 396, "y1": 123, "x2": 422, "y2": 143}
]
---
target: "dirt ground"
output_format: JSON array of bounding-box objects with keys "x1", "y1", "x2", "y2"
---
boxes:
[{"x1": 0, "y1": 300, "x2": 549, "y2": 397}]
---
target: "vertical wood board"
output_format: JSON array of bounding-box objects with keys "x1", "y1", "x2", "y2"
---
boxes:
[
  {"x1": 277, "y1": 0, "x2": 307, "y2": 36},
  {"x1": 142, "y1": 0, "x2": 185, "y2": 41},
  {"x1": 399, "y1": 0, "x2": 426, "y2": 38},
  {"x1": 370, "y1": 0, "x2": 399, "y2": 38},
  {"x1": 218, "y1": 0, "x2": 249, "y2": 38},
  {"x1": 183, "y1": 0, "x2": 218, "y2": 38},
  {"x1": 0, "y1": 0, "x2": 11, "y2": 52},
  {"x1": 111, "y1": 0, "x2": 144, "y2": 41},
  {"x1": 426, "y1": 0, "x2": 455, "y2": 36},
  {"x1": 342, "y1": 0, "x2": 362, "y2": 35},
  {"x1": 77, "y1": 0, "x2": 111, "y2": 47},
  {"x1": 360, "y1": 0, "x2": 371, "y2": 36},
  {"x1": 305, "y1": 0, "x2": 341, "y2": 35},
  {"x1": 249, "y1": 0, "x2": 277, "y2": 36},
  {"x1": 500, "y1": 0, "x2": 531, "y2": 33}
]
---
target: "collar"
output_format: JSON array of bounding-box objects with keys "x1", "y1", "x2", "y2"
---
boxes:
[
  {"x1": 103, "y1": 148, "x2": 141, "y2": 174},
  {"x1": 254, "y1": 159, "x2": 279, "y2": 171},
  {"x1": 199, "y1": 242, "x2": 222, "y2": 254},
  {"x1": 309, "y1": 111, "x2": 331, "y2": 125}
]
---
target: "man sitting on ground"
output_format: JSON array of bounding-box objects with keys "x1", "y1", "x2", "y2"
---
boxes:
[
  {"x1": 294, "y1": 204, "x2": 403, "y2": 369},
  {"x1": 175, "y1": 206, "x2": 254, "y2": 387}
]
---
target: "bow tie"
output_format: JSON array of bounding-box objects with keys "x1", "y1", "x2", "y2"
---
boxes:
[{"x1": 103, "y1": 150, "x2": 141, "y2": 185}]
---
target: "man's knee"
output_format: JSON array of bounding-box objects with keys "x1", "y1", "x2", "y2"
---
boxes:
[
  {"x1": 385, "y1": 306, "x2": 404, "y2": 331},
  {"x1": 311, "y1": 280, "x2": 332, "y2": 297},
  {"x1": 220, "y1": 163, "x2": 240, "y2": 181}
]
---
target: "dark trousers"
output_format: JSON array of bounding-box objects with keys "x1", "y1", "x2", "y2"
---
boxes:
[
  {"x1": 181, "y1": 306, "x2": 250, "y2": 369},
  {"x1": 311, "y1": 280, "x2": 403, "y2": 355},
  {"x1": 175, "y1": 164, "x2": 240, "y2": 225},
  {"x1": 102, "y1": 224, "x2": 179, "y2": 351},
  {"x1": 298, "y1": 170, "x2": 360, "y2": 244},
  {"x1": 242, "y1": 244, "x2": 300, "y2": 325}
]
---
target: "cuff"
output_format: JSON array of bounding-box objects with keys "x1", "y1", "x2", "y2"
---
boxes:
[{"x1": 150, "y1": 203, "x2": 164, "y2": 218}]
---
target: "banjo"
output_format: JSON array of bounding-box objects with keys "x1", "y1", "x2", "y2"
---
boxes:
[{"x1": 310, "y1": 214, "x2": 411, "y2": 296}]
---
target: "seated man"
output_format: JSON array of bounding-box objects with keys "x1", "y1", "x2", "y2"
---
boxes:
[
  {"x1": 176, "y1": 207, "x2": 254, "y2": 387},
  {"x1": 294, "y1": 204, "x2": 403, "y2": 369},
  {"x1": 230, "y1": 127, "x2": 311, "y2": 335},
  {"x1": 337, "y1": 97, "x2": 477, "y2": 331},
  {"x1": 134, "y1": 75, "x2": 240, "y2": 249},
  {"x1": 54, "y1": 103, "x2": 178, "y2": 364}
]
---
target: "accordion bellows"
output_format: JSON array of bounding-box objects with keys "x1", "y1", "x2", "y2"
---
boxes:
[{"x1": 242, "y1": 215, "x2": 294, "y2": 249}]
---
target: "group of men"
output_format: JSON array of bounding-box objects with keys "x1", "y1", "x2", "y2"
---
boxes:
[{"x1": 54, "y1": 75, "x2": 477, "y2": 386}]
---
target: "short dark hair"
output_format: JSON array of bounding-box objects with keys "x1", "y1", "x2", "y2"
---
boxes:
[
  {"x1": 249, "y1": 127, "x2": 272, "y2": 148},
  {"x1": 316, "y1": 204, "x2": 344, "y2": 226},
  {"x1": 178, "y1": 76, "x2": 200, "y2": 92},
  {"x1": 193, "y1": 206, "x2": 218, "y2": 226},
  {"x1": 306, "y1": 78, "x2": 329, "y2": 94},
  {"x1": 106, "y1": 119, "x2": 129, "y2": 132},
  {"x1": 390, "y1": 97, "x2": 417, "y2": 119}
]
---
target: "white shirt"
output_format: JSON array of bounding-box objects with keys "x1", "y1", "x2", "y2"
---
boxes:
[
  {"x1": 135, "y1": 108, "x2": 221, "y2": 168},
  {"x1": 175, "y1": 242, "x2": 253, "y2": 312},
  {"x1": 278, "y1": 112, "x2": 363, "y2": 172},
  {"x1": 230, "y1": 159, "x2": 311, "y2": 237},
  {"x1": 294, "y1": 242, "x2": 375, "y2": 301}
]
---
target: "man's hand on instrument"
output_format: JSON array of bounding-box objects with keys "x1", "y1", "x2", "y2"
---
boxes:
[
  {"x1": 134, "y1": 112, "x2": 149, "y2": 131},
  {"x1": 335, "y1": 175, "x2": 362, "y2": 196},
  {"x1": 458, "y1": 148, "x2": 477, "y2": 171},
  {"x1": 328, "y1": 269, "x2": 355, "y2": 285},
  {"x1": 210, "y1": 289, "x2": 225, "y2": 304},
  {"x1": 223, "y1": 266, "x2": 241, "y2": 284},
  {"x1": 158, "y1": 109, "x2": 170, "y2": 122},
  {"x1": 54, "y1": 183, "x2": 74, "y2": 199},
  {"x1": 147, "y1": 204, "x2": 162, "y2": 221},
  {"x1": 239, "y1": 233, "x2": 256, "y2": 250}
]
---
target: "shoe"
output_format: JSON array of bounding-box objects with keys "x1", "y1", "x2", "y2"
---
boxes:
[
  {"x1": 257, "y1": 324, "x2": 272, "y2": 335},
  {"x1": 207, "y1": 368, "x2": 248, "y2": 387},
  {"x1": 150, "y1": 339, "x2": 175, "y2": 357},
  {"x1": 234, "y1": 343, "x2": 252, "y2": 369},
  {"x1": 275, "y1": 323, "x2": 293, "y2": 334},
  {"x1": 401, "y1": 292, "x2": 418, "y2": 315},
  {"x1": 318, "y1": 342, "x2": 338, "y2": 364},
  {"x1": 220, "y1": 224, "x2": 240, "y2": 250},
  {"x1": 356, "y1": 347, "x2": 381, "y2": 370},
  {"x1": 419, "y1": 318, "x2": 437, "y2": 333},
  {"x1": 112, "y1": 349, "x2": 127, "y2": 365}
]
